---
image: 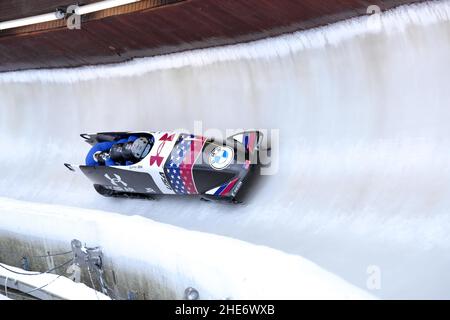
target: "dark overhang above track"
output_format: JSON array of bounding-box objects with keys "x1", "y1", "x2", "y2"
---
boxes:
[{"x1": 0, "y1": 0, "x2": 422, "y2": 72}]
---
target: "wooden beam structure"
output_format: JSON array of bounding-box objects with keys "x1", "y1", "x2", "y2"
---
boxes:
[{"x1": 0, "y1": 0, "x2": 422, "y2": 72}]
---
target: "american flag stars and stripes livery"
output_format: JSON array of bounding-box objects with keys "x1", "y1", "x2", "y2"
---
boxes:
[
  {"x1": 78, "y1": 130, "x2": 262, "y2": 203},
  {"x1": 164, "y1": 134, "x2": 206, "y2": 194}
]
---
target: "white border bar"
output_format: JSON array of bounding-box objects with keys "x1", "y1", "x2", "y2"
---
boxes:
[{"x1": 0, "y1": 0, "x2": 141, "y2": 31}]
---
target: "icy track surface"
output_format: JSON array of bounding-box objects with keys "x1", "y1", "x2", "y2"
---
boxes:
[
  {"x1": 0, "y1": 197, "x2": 373, "y2": 300},
  {"x1": 1, "y1": 0, "x2": 450, "y2": 299}
]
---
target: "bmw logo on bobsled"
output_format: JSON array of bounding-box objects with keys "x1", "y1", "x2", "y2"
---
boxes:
[{"x1": 65, "y1": 130, "x2": 264, "y2": 203}]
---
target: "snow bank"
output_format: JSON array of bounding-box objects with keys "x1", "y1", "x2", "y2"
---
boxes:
[
  {"x1": 0, "y1": 263, "x2": 110, "y2": 300},
  {"x1": 0, "y1": 293, "x2": 11, "y2": 300},
  {"x1": 0, "y1": 197, "x2": 373, "y2": 299}
]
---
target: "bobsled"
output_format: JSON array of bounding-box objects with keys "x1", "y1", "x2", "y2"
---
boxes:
[{"x1": 65, "y1": 130, "x2": 263, "y2": 203}]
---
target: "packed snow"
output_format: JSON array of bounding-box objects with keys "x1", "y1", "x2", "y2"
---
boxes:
[
  {"x1": 0, "y1": 293, "x2": 10, "y2": 300},
  {"x1": 0, "y1": 261, "x2": 110, "y2": 300},
  {"x1": 0, "y1": 197, "x2": 373, "y2": 299}
]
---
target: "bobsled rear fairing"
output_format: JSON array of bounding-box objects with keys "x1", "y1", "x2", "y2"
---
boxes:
[{"x1": 70, "y1": 130, "x2": 263, "y2": 203}]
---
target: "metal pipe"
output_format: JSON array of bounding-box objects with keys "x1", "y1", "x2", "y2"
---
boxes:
[
  {"x1": 0, "y1": 0, "x2": 141, "y2": 31},
  {"x1": 75, "y1": 0, "x2": 140, "y2": 15},
  {"x1": 0, "y1": 12, "x2": 62, "y2": 30}
]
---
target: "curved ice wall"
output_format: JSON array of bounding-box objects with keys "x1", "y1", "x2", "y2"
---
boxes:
[{"x1": 1, "y1": 0, "x2": 450, "y2": 298}]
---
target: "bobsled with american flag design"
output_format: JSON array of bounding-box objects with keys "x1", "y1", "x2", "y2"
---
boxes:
[{"x1": 65, "y1": 130, "x2": 263, "y2": 203}]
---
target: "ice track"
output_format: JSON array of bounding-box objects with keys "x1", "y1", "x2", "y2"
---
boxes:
[{"x1": 1, "y1": 0, "x2": 450, "y2": 298}]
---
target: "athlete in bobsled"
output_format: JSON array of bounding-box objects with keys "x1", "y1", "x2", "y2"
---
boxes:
[
  {"x1": 66, "y1": 130, "x2": 265, "y2": 204},
  {"x1": 85, "y1": 135, "x2": 154, "y2": 167}
]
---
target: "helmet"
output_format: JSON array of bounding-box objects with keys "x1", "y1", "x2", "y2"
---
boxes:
[
  {"x1": 109, "y1": 136, "x2": 152, "y2": 164},
  {"x1": 93, "y1": 150, "x2": 110, "y2": 165},
  {"x1": 130, "y1": 137, "x2": 151, "y2": 160}
]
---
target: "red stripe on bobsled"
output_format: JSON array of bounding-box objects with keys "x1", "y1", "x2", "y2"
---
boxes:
[
  {"x1": 180, "y1": 137, "x2": 206, "y2": 194},
  {"x1": 220, "y1": 178, "x2": 239, "y2": 196}
]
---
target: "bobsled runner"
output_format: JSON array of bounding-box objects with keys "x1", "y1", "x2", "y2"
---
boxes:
[{"x1": 65, "y1": 130, "x2": 263, "y2": 203}]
